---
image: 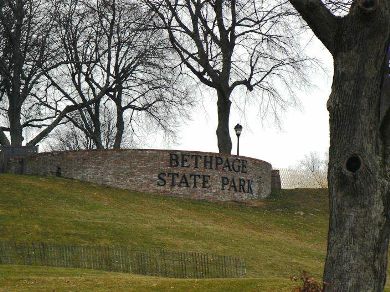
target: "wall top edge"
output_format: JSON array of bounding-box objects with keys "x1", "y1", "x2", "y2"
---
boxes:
[{"x1": 19, "y1": 148, "x2": 273, "y2": 168}]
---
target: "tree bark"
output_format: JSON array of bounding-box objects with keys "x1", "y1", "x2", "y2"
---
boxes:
[
  {"x1": 8, "y1": 104, "x2": 23, "y2": 146},
  {"x1": 7, "y1": 0, "x2": 24, "y2": 147},
  {"x1": 323, "y1": 9, "x2": 390, "y2": 292},
  {"x1": 216, "y1": 91, "x2": 232, "y2": 154},
  {"x1": 114, "y1": 103, "x2": 124, "y2": 149},
  {"x1": 288, "y1": 1, "x2": 390, "y2": 290},
  {"x1": 91, "y1": 100, "x2": 104, "y2": 149}
]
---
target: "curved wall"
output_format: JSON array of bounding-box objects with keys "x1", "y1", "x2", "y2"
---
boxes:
[{"x1": 9, "y1": 149, "x2": 272, "y2": 201}]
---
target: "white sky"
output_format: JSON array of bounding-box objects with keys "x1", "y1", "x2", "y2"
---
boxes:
[{"x1": 173, "y1": 38, "x2": 333, "y2": 169}]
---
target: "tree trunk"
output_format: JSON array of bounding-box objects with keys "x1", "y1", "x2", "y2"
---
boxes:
[
  {"x1": 8, "y1": 0, "x2": 24, "y2": 147},
  {"x1": 93, "y1": 133, "x2": 104, "y2": 149},
  {"x1": 92, "y1": 101, "x2": 104, "y2": 149},
  {"x1": 8, "y1": 104, "x2": 23, "y2": 146},
  {"x1": 216, "y1": 91, "x2": 232, "y2": 154},
  {"x1": 114, "y1": 105, "x2": 124, "y2": 149},
  {"x1": 323, "y1": 13, "x2": 390, "y2": 291}
]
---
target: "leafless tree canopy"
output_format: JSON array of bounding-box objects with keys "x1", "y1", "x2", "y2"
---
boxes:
[
  {"x1": 0, "y1": 0, "x2": 62, "y2": 146},
  {"x1": 0, "y1": 0, "x2": 192, "y2": 148},
  {"x1": 296, "y1": 151, "x2": 328, "y2": 188},
  {"x1": 146, "y1": 0, "x2": 316, "y2": 153},
  {"x1": 45, "y1": 0, "x2": 191, "y2": 149}
]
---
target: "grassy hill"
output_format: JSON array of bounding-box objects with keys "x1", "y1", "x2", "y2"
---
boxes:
[{"x1": 0, "y1": 174, "x2": 387, "y2": 291}]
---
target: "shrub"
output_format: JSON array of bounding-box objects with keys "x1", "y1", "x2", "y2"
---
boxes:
[{"x1": 291, "y1": 270, "x2": 327, "y2": 292}]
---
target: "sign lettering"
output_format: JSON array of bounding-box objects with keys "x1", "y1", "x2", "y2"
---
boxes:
[{"x1": 158, "y1": 153, "x2": 253, "y2": 194}]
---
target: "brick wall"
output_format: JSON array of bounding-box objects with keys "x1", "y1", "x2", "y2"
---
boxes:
[
  {"x1": 271, "y1": 170, "x2": 282, "y2": 190},
  {"x1": 8, "y1": 149, "x2": 273, "y2": 201},
  {"x1": 0, "y1": 146, "x2": 38, "y2": 173}
]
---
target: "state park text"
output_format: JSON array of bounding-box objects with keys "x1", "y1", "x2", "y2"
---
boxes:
[{"x1": 157, "y1": 153, "x2": 254, "y2": 194}]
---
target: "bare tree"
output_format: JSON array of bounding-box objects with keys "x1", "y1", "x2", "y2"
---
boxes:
[
  {"x1": 47, "y1": 123, "x2": 95, "y2": 151},
  {"x1": 45, "y1": 0, "x2": 190, "y2": 149},
  {"x1": 145, "y1": 0, "x2": 314, "y2": 154},
  {"x1": 0, "y1": 0, "x2": 60, "y2": 146},
  {"x1": 297, "y1": 151, "x2": 328, "y2": 188},
  {"x1": 289, "y1": 0, "x2": 390, "y2": 290},
  {"x1": 0, "y1": 0, "x2": 117, "y2": 147}
]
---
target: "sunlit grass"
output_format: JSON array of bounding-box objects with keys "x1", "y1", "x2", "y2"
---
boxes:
[
  {"x1": 0, "y1": 174, "x2": 387, "y2": 291},
  {"x1": 0, "y1": 265, "x2": 296, "y2": 292}
]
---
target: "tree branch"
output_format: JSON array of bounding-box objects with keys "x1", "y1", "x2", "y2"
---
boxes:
[
  {"x1": 288, "y1": 0, "x2": 339, "y2": 54},
  {"x1": 26, "y1": 84, "x2": 109, "y2": 146},
  {"x1": 0, "y1": 128, "x2": 10, "y2": 146}
]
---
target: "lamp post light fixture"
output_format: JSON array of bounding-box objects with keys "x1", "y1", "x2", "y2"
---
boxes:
[{"x1": 234, "y1": 123, "x2": 243, "y2": 156}]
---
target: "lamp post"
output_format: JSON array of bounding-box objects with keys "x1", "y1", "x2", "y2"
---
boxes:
[{"x1": 234, "y1": 124, "x2": 243, "y2": 156}]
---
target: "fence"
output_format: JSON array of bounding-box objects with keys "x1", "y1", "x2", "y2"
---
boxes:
[
  {"x1": 0, "y1": 242, "x2": 246, "y2": 278},
  {"x1": 278, "y1": 169, "x2": 328, "y2": 189}
]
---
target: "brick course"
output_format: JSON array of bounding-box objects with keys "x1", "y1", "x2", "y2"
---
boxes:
[{"x1": 8, "y1": 149, "x2": 272, "y2": 201}]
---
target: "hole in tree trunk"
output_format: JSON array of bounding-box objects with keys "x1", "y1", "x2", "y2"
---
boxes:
[
  {"x1": 358, "y1": 0, "x2": 380, "y2": 11},
  {"x1": 345, "y1": 155, "x2": 362, "y2": 174},
  {"x1": 362, "y1": 0, "x2": 376, "y2": 8}
]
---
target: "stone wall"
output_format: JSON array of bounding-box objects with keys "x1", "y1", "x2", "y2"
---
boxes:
[
  {"x1": 0, "y1": 146, "x2": 38, "y2": 173},
  {"x1": 7, "y1": 149, "x2": 273, "y2": 201},
  {"x1": 271, "y1": 170, "x2": 282, "y2": 190}
]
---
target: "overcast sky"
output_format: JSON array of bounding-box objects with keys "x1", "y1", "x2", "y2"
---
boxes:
[{"x1": 173, "y1": 38, "x2": 333, "y2": 169}]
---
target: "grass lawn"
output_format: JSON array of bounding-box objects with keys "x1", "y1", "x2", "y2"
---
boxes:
[
  {"x1": 0, "y1": 265, "x2": 296, "y2": 292},
  {"x1": 0, "y1": 174, "x2": 388, "y2": 291}
]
